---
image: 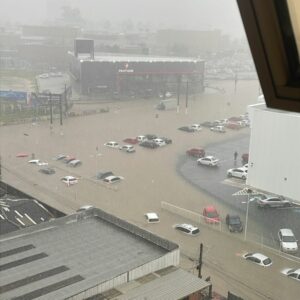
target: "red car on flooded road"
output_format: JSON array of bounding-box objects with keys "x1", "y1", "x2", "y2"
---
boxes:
[
  {"x1": 203, "y1": 205, "x2": 220, "y2": 224},
  {"x1": 186, "y1": 148, "x2": 205, "y2": 158}
]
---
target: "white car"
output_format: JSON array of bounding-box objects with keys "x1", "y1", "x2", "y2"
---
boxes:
[
  {"x1": 242, "y1": 252, "x2": 272, "y2": 267},
  {"x1": 137, "y1": 135, "x2": 147, "y2": 142},
  {"x1": 210, "y1": 125, "x2": 226, "y2": 133},
  {"x1": 153, "y1": 138, "x2": 166, "y2": 147},
  {"x1": 281, "y1": 268, "x2": 300, "y2": 281},
  {"x1": 103, "y1": 175, "x2": 124, "y2": 184},
  {"x1": 197, "y1": 156, "x2": 219, "y2": 166},
  {"x1": 145, "y1": 212, "x2": 160, "y2": 223},
  {"x1": 77, "y1": 205, "x2": 94, "y2": 212},
  {"x1": 227, "y1": 168, "x2": 247, "y2": 180},
  {"x1": 119, "y1": 145, "x2": 135, "y2": 153},
  {"x1": 174, "y1": 223, "x2": 200, "y2": 236},
  {"x1": 68, "y1": 159, "x2": 82, "y2": 167},
  {"x1": 190, "y1": 124, "x2": 202, "y2": 131},
  {"x1": 278, "y1": 229, "x2": 298, "y2": 253},
  {"x1": 28, "y1": 159, "x2": 48, "y2": 166},
  {"x1": 241, "y1": 163, "x2": 248, "y2": 170},
  {"x1": 61, "y1": 176, "x2": 78, "y2": 185},
  {"x1": 39, "y1": 73, "x2": 49, "y2": 79},
  {"x1": 104, "y1": 141, "x2": 119, "y2": 148}
]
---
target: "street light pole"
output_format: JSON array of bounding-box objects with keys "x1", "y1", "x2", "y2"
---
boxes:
[{"x1": 244, "y1": 193, "x2": 250, "y2": 241}]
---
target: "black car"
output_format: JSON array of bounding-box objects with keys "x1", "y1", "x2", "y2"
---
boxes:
[
  {"x1": 96, "y1": 171, "x2": 114, "y2": 180},
  {"x1": 226, "y1": 214, "x2": 243, "y2": 232},
  {"x1": 39, "y1": 167, "x2": 55, "y2": 175},
  {"x1": 139, "y1": 140, "x2": 159, "y2": 148},
  {"x1": 161, "y1": 137, "x2": 172, "y2": 144},
  {"x1": 201, "y1": 121, "x2": 220, "y2": 128},
  {"x1": 145, "y1": 134, "x2": 157, "y2": 140},
  {"x1": 178, "y1": 126, "x2": 195, "y2": 132}
]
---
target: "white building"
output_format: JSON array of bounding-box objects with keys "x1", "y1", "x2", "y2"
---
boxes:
[{"x1": 247, "y1": 102, "x2": 300, "y2": 201}]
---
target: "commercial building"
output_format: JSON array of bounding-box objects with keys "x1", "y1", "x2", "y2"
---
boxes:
[
  {"x1": 0, "y1": 207, "x2": 211, "y2": 299},
  {"x1": 247, "y1": 103, "x2": 300, "y2": 201},
  {"x1": 69, "y1": 53, "x2": 204, "y2": 97}
]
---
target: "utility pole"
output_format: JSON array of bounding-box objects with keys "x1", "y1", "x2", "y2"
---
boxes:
[
  {"x1": 185, "y1": 81, "x2": 189, "y2": 114},
  {"x1": 176, "y1": 75, "x2": 181, "y2": 113},
  {"x1": 59, "y1": 94, "x2": 63, "y2": 126},
  {"x1": 197, "y1": 243, "x2": 203, "y2": 279},
  {"x1": 64, "y1": 84, "x2": 68, "y2": 115},
  {"x1": 49, "y1": 93, "x2": 53, "y2": 125}
]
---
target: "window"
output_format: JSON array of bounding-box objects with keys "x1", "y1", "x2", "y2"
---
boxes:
[{"x1": 237, "y1": 0, "x2": 300, "y2": 112}]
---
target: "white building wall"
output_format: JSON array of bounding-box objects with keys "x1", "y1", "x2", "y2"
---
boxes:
[{"x1": 247, "y1": 104, "x2": 300, "y2": 201}]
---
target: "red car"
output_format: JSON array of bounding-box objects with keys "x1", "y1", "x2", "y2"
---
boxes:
[
  {"x1": 203, "y1": 205, "x2": 220, "y2": 224},
  {"x1": 186, "y1": 148, "x2": 205, "y2": 158},
  {"x1": 225, "y1": 122, "x2": 243, "y2": 130},
  {"x1": 242, "y1": 153, "x2": 249, "y2": 163},
  {"x1": 16, "y1": 153, "x2": 29, "y2": 158},
  {"x1": 123, "y1": 138, "x2": 139, "y2": 145}
]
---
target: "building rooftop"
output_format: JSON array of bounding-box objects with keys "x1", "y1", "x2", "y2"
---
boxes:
[
  {"x1": 0, "y1": 208, "x2": 178, "y2": 299},
  {"x1": 0, "y1": 197, "x2": 54, "y2": 235},
  {"x1": 69, "y1": 52, "x2": 203, "y2": 63}
]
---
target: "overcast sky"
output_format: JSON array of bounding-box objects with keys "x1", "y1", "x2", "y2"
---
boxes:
[{"x1": 0, "y1": 0, "x2": 245, "y2": 38}]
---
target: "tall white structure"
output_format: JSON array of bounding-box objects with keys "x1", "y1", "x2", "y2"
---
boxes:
[{"x1": 247, "y1": 102, "x2": 300, "y2": 201}]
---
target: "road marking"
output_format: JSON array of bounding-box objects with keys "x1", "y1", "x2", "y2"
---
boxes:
[{"x1": 222, "y1": 178, "x2": 246, "y2": 189}]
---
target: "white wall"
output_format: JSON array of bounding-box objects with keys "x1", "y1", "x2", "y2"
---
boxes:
[{"x1": 247, "y1": 106, "x2": 300, "y2": 201}]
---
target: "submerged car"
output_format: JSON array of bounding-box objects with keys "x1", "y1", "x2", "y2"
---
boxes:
[
  {"x1": 145, "y1": 212, "x2": 160, "y2": 223},
  {"x1": 186, "y1": 148, "x2": 205, "y2": 158},
  {"x1": 160, "y1": 137, "x2": 172, "y2": 144},
  {"x1": 178, "y1": 126, "x2": 195, "y2": 132},
  {"x1": 210, "y1": 125, "x2": 226, "y2": 133},
  {"x1": 242, "y1": 252, "x2": 272, "y2": 267},
  {"x1": 281, "y1": 268, "x2": 300, "y2": 282},
  {"x1": 174, "y1": 224, "x2": 200, "y2": 236},
  {"x1": 190, "y1": 124, "x2": 202, "y2": 131},
  {"x1": 203, "y1": 205, "x2": 220, "y2": 224},
  {"x1": 96, "y1": 171, "x2": 114, "y2": 180},
  {"x1": 39, "y1": 167, "x2": 55, "y2": 175},
  {"x1": 278, "y1": 229, "x2": 298, "y2": 254},
  {"x1": 61, "y1": 176, "x2": 78, "y2": 185},
  {"x1": 28, "y1": 159, "x2": 48, "y2": 166},
  {"x1": 227, "y1": 168, "x2": 247, "y2": 180},
  {"x1": 226, "y1": 214, "x2": 243, "y2": 232},
  {"x1": 153, "y1": 138, "x2": 166, "y2": 147},
  {"x1": 103, "y1": 175, "x2": 124, "y2": 184},
  {"x1": 123, "y1": 138, "x2": 138, "y2": 144},
  {"x1": 139, "y1": 140, "x2": 159, "y2": 149},
  {"x1": 119, "y1": 145, "x2": 136, "y2": 153},
  {"x1": 253, "y1": 194, "x2": 292, "y2": 208},
  {"x1": 197, "y1": 156, "x2": 219, "y2": 166},
  {"x1": 68, "y1": 159, "x2": 82, "y2": 167},
  {"x1": 104, "y1": 141, "x2": 119, "y2": 148}
]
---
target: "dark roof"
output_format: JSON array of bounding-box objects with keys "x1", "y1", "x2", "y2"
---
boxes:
[{"x1": 0, "y1": 198, "x2": 54, "y2": 235}]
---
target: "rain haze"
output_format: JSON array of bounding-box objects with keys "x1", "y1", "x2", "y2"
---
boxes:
[{"x1": 0, "y1": 0, "x2": 244, "y2": 37}]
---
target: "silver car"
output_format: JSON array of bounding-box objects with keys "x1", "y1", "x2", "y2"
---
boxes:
[{"x1": 253, "y1": 194, "x2": 292, "y2": 208}]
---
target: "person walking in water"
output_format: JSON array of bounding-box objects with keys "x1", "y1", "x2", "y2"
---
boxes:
[{"x1": 234, "y1": 151, "x2": 238, "y2": 163}]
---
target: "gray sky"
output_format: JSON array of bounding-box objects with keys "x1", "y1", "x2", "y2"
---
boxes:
[{"x1": 0, "y1": 0, "x2": 245, "y2": 38}]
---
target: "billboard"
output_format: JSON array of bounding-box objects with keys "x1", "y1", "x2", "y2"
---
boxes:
[{"x1": 0, "y1": 90, "x2": 28, "y2": 101}]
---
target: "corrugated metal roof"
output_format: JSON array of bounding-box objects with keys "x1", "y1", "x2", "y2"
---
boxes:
[{"x1": 115, "y1": 268, "x2": 210, "y2": 300}]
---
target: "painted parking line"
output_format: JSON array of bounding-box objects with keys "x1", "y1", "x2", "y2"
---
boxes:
[{"x1": 222, "y1": 178, "x2": 246, "y2": 189}]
